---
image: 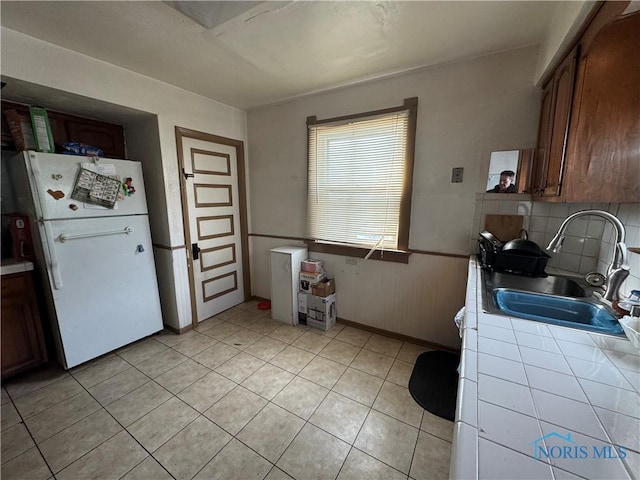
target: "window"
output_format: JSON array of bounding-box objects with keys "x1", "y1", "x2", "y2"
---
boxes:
[{"x1": 306, "y1": 98, "x2": 417, "y2": 261}]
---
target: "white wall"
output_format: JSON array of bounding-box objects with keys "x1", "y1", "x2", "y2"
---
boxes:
[
  {"x1": 535, "y1": 1, "x2": 596, "y2": 85},
  {"x1": 247, "y1": 46, "x2": 542, "y2": 349},
  {"x1": 1, "y1": 27, "x2": 249, "y2": 329}
]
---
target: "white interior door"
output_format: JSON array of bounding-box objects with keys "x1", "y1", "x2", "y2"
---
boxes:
[{"x1": 179, "y1": 134, "x2": 247, "y2": 323}]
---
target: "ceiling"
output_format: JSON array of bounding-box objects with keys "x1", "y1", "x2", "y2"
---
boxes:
[{"x1": 0, "y1": 1, "x2": 558, "y2": 111}]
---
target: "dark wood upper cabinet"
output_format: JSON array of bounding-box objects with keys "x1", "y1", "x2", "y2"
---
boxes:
[
  {"x1": 532, "y1": 3, "x2": 639, "y2": 203},
  {"x1": 1, "y1": 100, "x2": 126, "y2": 159},
  {"x1": 563, "y1": 11, "x2": 640, "y2": 203},
  {"x1": 66, "y1": 119, "x2": 126, "y2": 158},
  {"x1": 531, "y1": 68, "x2": 565, "y2": 196},
  {"x1": 543, "y1": 48, "x2": 577, "y2": 198}
]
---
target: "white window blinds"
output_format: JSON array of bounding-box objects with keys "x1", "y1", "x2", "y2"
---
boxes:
[{"x1": 307, "y1": 110, "x2": 410, "y2": 251}]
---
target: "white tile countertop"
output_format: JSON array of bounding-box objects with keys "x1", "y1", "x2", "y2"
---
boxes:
[
  {"x1": 0, "y1": 259, "x2": 34, "y2": 276},
  {"x1": 450, "y1": 257, "x2": 640, "y2": 480}
]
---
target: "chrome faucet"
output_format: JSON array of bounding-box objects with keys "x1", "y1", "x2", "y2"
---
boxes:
[{"x1": 546, "y1": 210, "x2": 629, "y2": 302}]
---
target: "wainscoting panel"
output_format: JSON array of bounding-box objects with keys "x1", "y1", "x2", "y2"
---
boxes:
[{"x1": 249, "y1": 236, "x2": 467, "y2": 349}]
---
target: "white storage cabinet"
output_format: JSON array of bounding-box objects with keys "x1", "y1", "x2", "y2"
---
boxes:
[{"x1": 270, "y1": 246, "x2": 308, "y2": 325}]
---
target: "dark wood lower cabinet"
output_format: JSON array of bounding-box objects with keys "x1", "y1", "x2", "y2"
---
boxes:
[{"x1": 1, "y1": 272, "x2": 48, "y2": 380}]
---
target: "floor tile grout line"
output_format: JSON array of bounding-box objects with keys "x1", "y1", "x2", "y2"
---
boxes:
[
  {"x1": 7, "y1": 355, "x2": 138, "y2": 432},
  {"x1": 124, "y1": 411, "x2": 210, "y2": 480},
  {"x1": 174, "y1": 322, "x2": 420, "y2": 478},
  {"x1": 301, "y1": 343, "x2": 427, "y2": 474},
  {"x1": 4, "y1": 369, "x2": 72, "y2": 404},
  {"x1": 117, "y1": 350, "x2": 263, "y2": 478},
  {"x1": 185, "y1": 434, "x2": 236, "y2": 480},
  {"x1": 51, "y1": 428, "x2": 124, "y2": 477},
  {"x1": 406, "y1": 409, "x2": 425, "y2": 479},
  {"x1": 72, "y1": 363, "x2": 209, "y2": 479},
  {"x1": 11, "y1": 334, "x2": 416, "y2": 433},
  {"x1": 42, "y1": 367, "x2": 175, "y2": 478},
  {"x1": 72, "y1": 362, "x2": 135, "y2": 391},
  {"x1": 204, "y1": 387, "x2": 269, "y2": 438},
  {"x1": 1, "y1": 389, "x2": 56, "y2": 478},
  {"x1": 342, "y1": 407, "x2": 415, "y2": 478},
  {"x1": 241, "y1": 339, "x2": 423, "y2": 429},
  {"x1": 18, "y1": 390, "x2": 103, "y2": 445},
  {"x1": 132, "y1": 330, "x2": 340, "y2": 479},
  {"x1": 3, "y1": 312, "x2": 447, "y2": 480},
  {"x1": 10, "y1": 376, "x2": 90, "y2": 425}
]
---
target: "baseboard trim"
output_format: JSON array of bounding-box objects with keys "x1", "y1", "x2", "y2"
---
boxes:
[
  {"x1": 163, "y1": 323, "x2": 193, "y2": 335},
  {"x1": 336, "y1": 317, "x2": 460, "y2": 354},
  {"x1": 185, "y1": 295, "x2": 459, "y2": 352}
]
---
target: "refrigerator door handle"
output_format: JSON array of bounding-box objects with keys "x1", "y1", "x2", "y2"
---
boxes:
[
  {"x1": 27, "y1": 152, "x2": 46, "y2": 220},
  {"x1": 42, "y1": 221, "x2": 64, "y2": 289},
  {"x1": 59, "y1": 227, "x2": 133, "y2": 242}
]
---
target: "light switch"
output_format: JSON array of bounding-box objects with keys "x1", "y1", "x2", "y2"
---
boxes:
[{"x1": 452, "y1": 167, "x2": 464, "y2": 183}]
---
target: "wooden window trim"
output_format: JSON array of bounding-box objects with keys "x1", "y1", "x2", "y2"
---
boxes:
[
  {"x1": 306, "y1": 240, "x2": 411, "y2": 264},
  {"x1": 306, "y1": 97, "x2": 418, "y2": 263}
]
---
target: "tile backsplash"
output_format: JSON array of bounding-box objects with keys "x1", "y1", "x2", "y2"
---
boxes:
[{"x1": 471, "y1": 194, "x2": 640, "y2": 299}]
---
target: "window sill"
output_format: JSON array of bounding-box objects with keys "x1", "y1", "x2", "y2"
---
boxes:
[{"x1": 306, "y1": 240, "x2": 410, "y2": 264}]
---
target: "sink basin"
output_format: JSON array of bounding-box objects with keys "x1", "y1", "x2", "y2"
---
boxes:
[
  {"x1": 483, "y1": 271, "x2": 588, "y2": 298},
  {"x1": 492, "y1": 288, "x2": 623, "y2": 335}
]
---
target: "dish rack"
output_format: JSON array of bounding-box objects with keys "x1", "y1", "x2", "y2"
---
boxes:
[{"x1": 478, "y1": 235, "x2": 550, "y2": 277}]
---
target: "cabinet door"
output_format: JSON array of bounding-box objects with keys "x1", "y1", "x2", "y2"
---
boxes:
[
  {"x1": 564, "y1": 12, "x2": 640, "y2": 203},
  {"x1": 66, "y1": 120, "x2": 125, "y2": 158},
  {"x1": 542, "y1": 48, "x2": 577, "y2": 197},
  {"x1": 1, "y1": 273, "x2": 47, "y2": 379},
  {"x1": 1, "y1": 100, "x2": 126, "y2": 159},
  {"x1": 531, "y1": 81, "x2": 554, "y2": 195}
]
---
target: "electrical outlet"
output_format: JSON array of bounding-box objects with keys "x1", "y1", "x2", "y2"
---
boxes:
[
  {"x1": 452, "y1": 167, "x2": 464, "y2": 183},
  {"x1": 345, "y1": 257, "x2": 358, "y2": 265}
]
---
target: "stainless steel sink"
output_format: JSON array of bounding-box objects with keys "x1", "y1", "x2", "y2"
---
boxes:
[
  {"x1": 483, "y1": 271, "x2": 589, "y2": 298},
  {"x1": 492, "y1": 288, "x2": 623, "y2": 335},
  {"x1": 481, "y1": 270, "x2": 624, "y2": 336}
]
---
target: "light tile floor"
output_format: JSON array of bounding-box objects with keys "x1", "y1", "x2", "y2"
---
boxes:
[{"x1": 1, "y1": 301, "x2": 454, "y2": 480}]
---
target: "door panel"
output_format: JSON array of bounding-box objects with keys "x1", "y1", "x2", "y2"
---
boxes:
[{"x1": 178, "y1": 134, "x2": 248, "y2": 323}]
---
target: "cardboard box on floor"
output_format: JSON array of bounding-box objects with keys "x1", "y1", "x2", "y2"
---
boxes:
[
  {"x1": 297, "y1": 292, "x2": 336, "y2": 331},
  {"x1": 311, "y1": 278, "x2": 335, "y2": 297},
  {"x1": 300, "y1": 271, "x2": 326, "y2": 293}
]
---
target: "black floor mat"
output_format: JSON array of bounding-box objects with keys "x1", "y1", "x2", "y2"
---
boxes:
[{"x1": 408, "y1": 350, "x2": 460, "y2": 421}]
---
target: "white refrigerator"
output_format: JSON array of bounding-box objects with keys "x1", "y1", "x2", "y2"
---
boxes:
[{"x1": 9, "y1": 151, "x2": 163, "y2": 369}]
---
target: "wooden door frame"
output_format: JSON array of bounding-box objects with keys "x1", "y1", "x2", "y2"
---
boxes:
[{"x1": 175, "y1": 126, "x2": 251, "y2": 329}]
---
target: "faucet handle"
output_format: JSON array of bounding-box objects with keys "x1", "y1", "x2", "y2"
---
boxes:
[{"x1": 585, "y1": 272, "x2": 606, "y2": 287}]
